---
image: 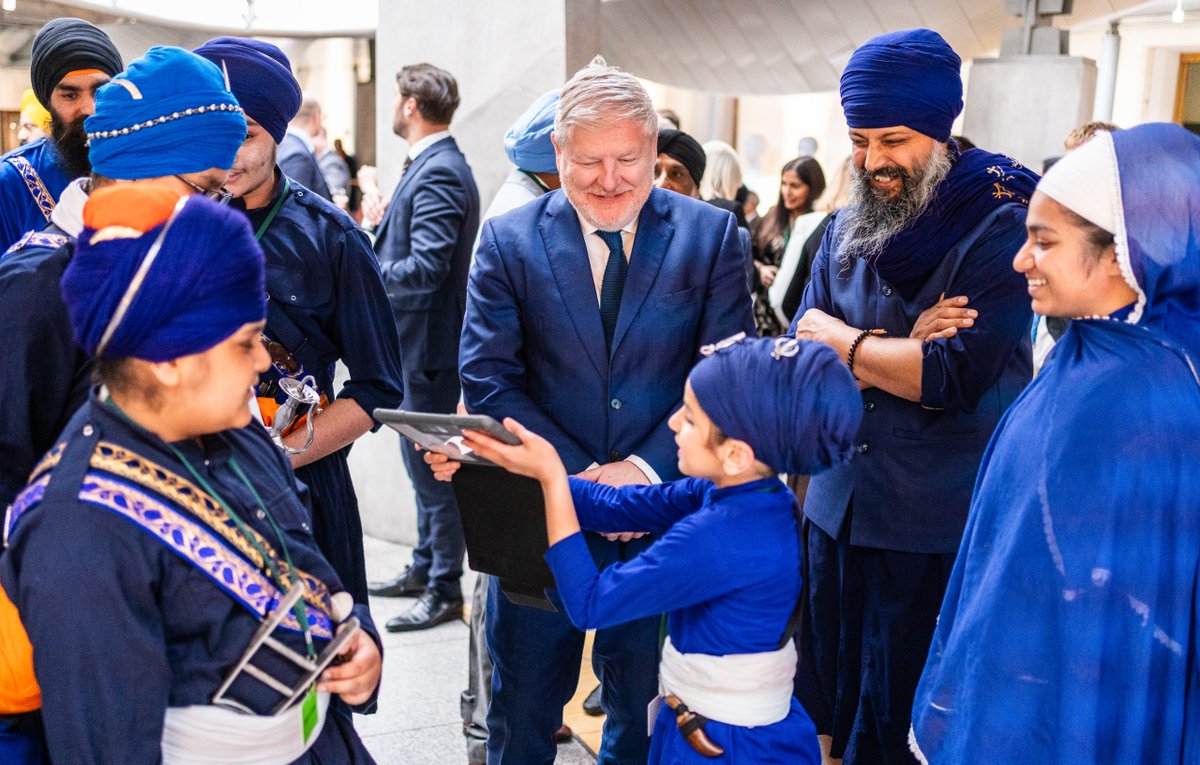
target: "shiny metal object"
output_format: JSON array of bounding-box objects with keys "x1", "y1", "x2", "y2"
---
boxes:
[{"x1": 267, "y1": 375, "x2": 321, "y2": 455}]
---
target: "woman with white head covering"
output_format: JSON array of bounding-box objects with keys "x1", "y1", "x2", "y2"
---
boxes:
[{"x1": 910, "y1": 122, "x2": 1200, "y2": 764}]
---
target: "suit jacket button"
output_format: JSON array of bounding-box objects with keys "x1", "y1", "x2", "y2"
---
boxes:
[
  {"x1": 609, "y1": 451, "x2": 621, "y2": 462},
  {"x1": 864, "y1": 401, "x2": 876, "y2": 412},
  {"x1": 856, "y1": 442, "x2": 870, "y2": 454},
  {"x1": 610, "y1": 398, "x2": 622, "y2": 410},
  {"x1": 882, "y1": 286, "x2": 893, "y2": 296}
]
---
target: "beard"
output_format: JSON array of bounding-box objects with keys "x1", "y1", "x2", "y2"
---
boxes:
[
  {"x1": 836, "y1": 142, "x2": 953, "y2": 264},
  {"x1": 562, "y1": 178, "x2": 651, "y2": 232},
  {"x1": 50, "y1": 112, "x2": 92, "y2": 179}
]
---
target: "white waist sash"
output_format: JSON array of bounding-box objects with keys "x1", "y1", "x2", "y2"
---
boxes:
[
  {"x1": 658, "y1": 636, "x2": 796, "y2": 727},
  {"x1": 161, "y1": 691, "x2": 330, "y2": 765}
]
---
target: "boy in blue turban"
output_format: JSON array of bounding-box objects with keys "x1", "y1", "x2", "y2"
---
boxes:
[
  {"x1": 1, "y1": 185, "x2": 382, "y2": 764},
  {"x1": 461, "y1": 335, "x2": 862, "y2": 764},
  {"x1": 788, "y1": 28, "x2": 1039, "y2": 764},
  {"x1": 194, "y1": 37, "x2": 404, "y2": 621}
]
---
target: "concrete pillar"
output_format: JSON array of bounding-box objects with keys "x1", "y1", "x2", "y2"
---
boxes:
[
  {"x1": 1092, "y1": 22, "x2": 1120, "y2": 122},
  {"x1": 358, "y1": 0, "x2": 573, "y2": 543},
  {"x1": 962, "y1": 55, "x2": 1096, "y2": 170}
]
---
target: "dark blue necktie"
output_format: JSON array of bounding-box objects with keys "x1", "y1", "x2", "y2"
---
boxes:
[{"x1": 596, "y1": 230, "x2": 627, "y2": 353}]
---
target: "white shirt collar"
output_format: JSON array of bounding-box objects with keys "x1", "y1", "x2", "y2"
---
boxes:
[
  {"x1": 574, "y1": 208, "x2": 637, "y2": 239},
  {"x1": 408, "y1": 129, "x2": 452, "y2": 162},
  {"x1": 50, "y1": 178, "x2": 89, "y2": 237}
]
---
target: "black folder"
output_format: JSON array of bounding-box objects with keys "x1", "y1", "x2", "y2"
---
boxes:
[{"x1": 451, "y1": 463, "x2": 558, "y2": 611}]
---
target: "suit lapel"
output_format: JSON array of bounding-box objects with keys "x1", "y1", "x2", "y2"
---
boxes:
[
  {"x1": 612, "y1": 190, "x2": 673, "y2": 356},
  {"x1": 540, "y1": 192, "x2": 608, "y2": 377}
]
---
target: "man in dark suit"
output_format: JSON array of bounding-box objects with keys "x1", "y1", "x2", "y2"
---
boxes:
[
  {"x1": 278, "y1": 97, "x2": 333, "y2": 201},
  {"x1": 452, "y1": 57, "x2": 754, "y2": 765},
  {"x1": 371, "y1": 63, "x2": 480, "y2": 632}
]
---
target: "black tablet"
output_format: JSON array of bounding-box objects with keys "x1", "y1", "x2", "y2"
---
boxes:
[{"x1": 373, "y1": 409, "x2": 521, "y2": 466}]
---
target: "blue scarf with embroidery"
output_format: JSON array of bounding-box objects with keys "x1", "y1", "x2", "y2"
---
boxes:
[{"x1": 871, "y1": 145, "x2": 1039, "y2": 299}]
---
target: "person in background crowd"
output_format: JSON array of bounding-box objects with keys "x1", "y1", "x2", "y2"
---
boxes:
[
  {"x1": 738, "y1": 184, "x2": 760, "y2": 230},
  {"x1": 912, "y1": 122, "x2": 1200, "y2": 765},
  {"x1": 656, "y1": 107, "x2": 681, "y2": 130},
  {"x1": 654, "y1": 127, "x2": 705, "y2": 198},
  {"x1": 17, "y1": 90, "x2": 50, "y2": 147},
  {"x1": 279, "y1": 97, "x2": 333, "y2": 201},
  {"x1": 756, "y1": 157, "x2": 827, "y2": 334},
  {"x1": 2, "y1": 186, "x2": 381, "y2": 764},
  {"x1": 458, "y1": 88, "x2": 563, "y2": 765},
  {"x1": 0, "y1": 18, "x2": 121, "y2": 251},
  {"x1": 313, "y1": 126, "x2": 352, "y2": 211},
  {"x1": 447, "y1": 56, "x2": 753, "y2": 765},
  {"x1": 1063, "y1": 120, "x2": 1119, "y2": 152},
  {"x1": 780, "y1": 156, "x2": 853, "y2": 324},
  {"x1": 370, "y1": 62, "x2": 481, "y2": 633},
  {"x1": 768, "y1": 158, "x2": 825, "y2": 330},
  {"x1": 194, "y1": 36, "x2": 405, "y2": 620},
  {"x1": 789, "y1": 29, "x2": 1038, "y2": 764},
  {"x1": 700, "y1": 140, "x2": 748, "y2": 228},
  {"x1": 333, "y1": 137, "x2": 362, "y2": 215}
]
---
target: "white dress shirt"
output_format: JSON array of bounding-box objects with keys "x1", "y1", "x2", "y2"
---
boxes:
[{"x1": 407, "y1": 129, "x2": 451, "y2": 163}]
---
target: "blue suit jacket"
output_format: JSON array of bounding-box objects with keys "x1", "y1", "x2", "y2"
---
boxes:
[
  {"x1": 460, "y1": 187, "x2": 755, "y2": 481},
  {"x1": 375, "y1": 136, "x2": 480, "y2": 373}
]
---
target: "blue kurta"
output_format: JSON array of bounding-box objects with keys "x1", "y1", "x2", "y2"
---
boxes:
[
  {"x1": 0, "y1": 228, "x2": 85, "y2": 509},
  {"x1": 544, "y1": 476, "x2": 820, "y2": 764},
  {"x1": 0, "y1": 396, "x2": 381, "y2": 763},
  {"x1": 0, "y1": 139, "x2": 71, "y2": 253},
  {"x1": 912, "y1": 319, "x2": 1200, "y2": 764},
  {"x1": 242, "y1": 171, "x2": 405, "y2": 605}
]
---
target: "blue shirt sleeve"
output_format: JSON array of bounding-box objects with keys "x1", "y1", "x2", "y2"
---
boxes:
[
  {"x1": 919, "y1": 207, "x2": 1032, "y2": 413},
  {"x1": 545, "y1": 515, "x2": 738, "y2": 631},
  {"x1": 569, "y1": 476, "x2": 710, "y2": 534}
]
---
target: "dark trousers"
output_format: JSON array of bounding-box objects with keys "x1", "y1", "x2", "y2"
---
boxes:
[
  {"x1": 485, "y1": 534, "x2": 659, "y2": 765},
  {"x1": 795, "y1": 520, "x2": 955, "y2": 765},
  {"x1": 399, "y1": 368, "x2": 466, "y2": 599},
  {"x1": 297, "y1": 447, "x2": 369, "y2": 606}
]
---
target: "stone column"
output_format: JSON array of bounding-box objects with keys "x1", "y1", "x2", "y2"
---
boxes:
[{"x1": 356, "y1": 0, "x2": 577, "y2": 543}]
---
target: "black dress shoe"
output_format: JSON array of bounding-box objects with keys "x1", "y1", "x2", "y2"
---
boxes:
[
  {"x1": 582, "y1": 683, "x2": 603, "y2": 716},
  {"x1": 386, "y1": 590, "x2": 464, "y2": 632},
  {"x1": 368, "y1": 566, "x2": 427, "y2": 598}
]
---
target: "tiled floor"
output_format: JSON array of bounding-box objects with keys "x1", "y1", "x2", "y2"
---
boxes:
[{"x1": 358, "y1": 534, "x2": 598, "y2": 764}]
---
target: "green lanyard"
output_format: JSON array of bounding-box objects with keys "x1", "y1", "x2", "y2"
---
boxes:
[
  {"x1": 254, "y1": 177, "x2": 292, "y2": 241},
  {"x1": 519, "y1": 170, "x2": 551, "y2": 193},
  {"x1": 104, "y1": 398, "x2": 316, "y2": 660}
]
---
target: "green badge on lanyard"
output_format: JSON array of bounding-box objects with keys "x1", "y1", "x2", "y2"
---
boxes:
[{"x1": 302, "y1": 686, "x2": 319, "y2": 743}]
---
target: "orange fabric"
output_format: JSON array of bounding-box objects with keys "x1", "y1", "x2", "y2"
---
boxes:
[
  {"x1": 84, "y1": 185, "x2": 182, "y2": 232},
  {"x1": 62, "y1": 68, "x2": 105, "y2": 79},
  {"x1": 0, "y1": 586, "x2": 41, "y2": 714}
]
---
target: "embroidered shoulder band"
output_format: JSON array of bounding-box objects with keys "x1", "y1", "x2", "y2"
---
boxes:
[{"x1": 5, "y1": 156, "x2": 55, "y2": 222}]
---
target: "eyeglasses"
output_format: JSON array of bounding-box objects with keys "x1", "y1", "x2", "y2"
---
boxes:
[{"x1": 174, "y1": 174, "x2": 234, "y2": 206}]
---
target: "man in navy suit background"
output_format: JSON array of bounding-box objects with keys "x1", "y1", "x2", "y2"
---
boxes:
[
  {"x1": 371, "y1": 62, "x2": 480, "y2": 632},
  {"x1": 454, "y1": 57, "x2": 754, "y2": 765}
]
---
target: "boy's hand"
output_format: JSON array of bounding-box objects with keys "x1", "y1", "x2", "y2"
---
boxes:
[{"x1": 462, "y1": 418, "x2": 566, "y2": 485}]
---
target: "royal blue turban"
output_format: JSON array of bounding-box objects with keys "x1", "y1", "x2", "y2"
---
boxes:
[
  {"x1": 840, "y1": 28, "x2": 963, "y2": 143},
  {"x1": 194, "y1": 37, "x2": 301, "y2": 144},
  {"x1": 85, "y1": 46, "x2": 246, "y2": 180},
  {"x1": 30, "y1": 18, "x2": 123, "y2": 111},
  {"x1": 62, "y1": 186, "x2": 265, "y2": 362},
  {"x1": 504, "y1": 89, "x2": 559, "y2": 174},
  {"x1": 689, "y1": 336, "x2": 862, "y2": 475}
]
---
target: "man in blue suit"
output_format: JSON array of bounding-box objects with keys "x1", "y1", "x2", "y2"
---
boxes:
[
  {"x1": 457, "y1": 57, "x2": 754, "y2": 765},
  {"x1": 371, "y1": 62, "x2": 481, "y2": 632}
]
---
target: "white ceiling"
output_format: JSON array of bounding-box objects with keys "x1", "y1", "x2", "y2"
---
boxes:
[{"x1": 600, "y1": 0, "x2": 1198, "y2": 94}]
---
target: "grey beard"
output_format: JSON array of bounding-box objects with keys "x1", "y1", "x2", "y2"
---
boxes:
[{"x1": 835, "y1": 143, "x2": 953, "y2": 264}]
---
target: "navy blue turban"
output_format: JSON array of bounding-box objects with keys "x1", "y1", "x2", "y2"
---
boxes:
[
  {"x1": 30, "y1": 18, "x2": 123, "y2": 111},
  {"x1": 689, "y1": 336, "x2": 862, "y2": 475},
  {"x1": 62, "y1": 186, "x2": 265, "y2": 362},
  {"x1": 194, "y1": 37, "x2": 301, "y2": 144},
  {"x1": 504, "y1": 89, "x2": 559, "y2": 174},
  {"x1": 85, "y1": 47, "x2": 246, "y2": 180},
  {"x1": 840, "y1": 28, "x2": 963, "y2": 142}
]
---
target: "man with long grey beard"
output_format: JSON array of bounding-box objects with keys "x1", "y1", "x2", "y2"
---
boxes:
[{"x1": 787, "y1": 29, "x2": 1038, "y2": 765}]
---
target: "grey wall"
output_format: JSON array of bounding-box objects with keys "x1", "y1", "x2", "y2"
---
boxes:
[{"x1": 963, "y1": 56, "x2": 1098, "y2": 170}]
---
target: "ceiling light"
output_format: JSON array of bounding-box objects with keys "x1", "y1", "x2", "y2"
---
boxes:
[
  {"x1": 1, "y1": 0, "x2": 15, "y2": 12},
  {"x1": 1173, "y1": 0, "x2": 1185, "y2": 23}
]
